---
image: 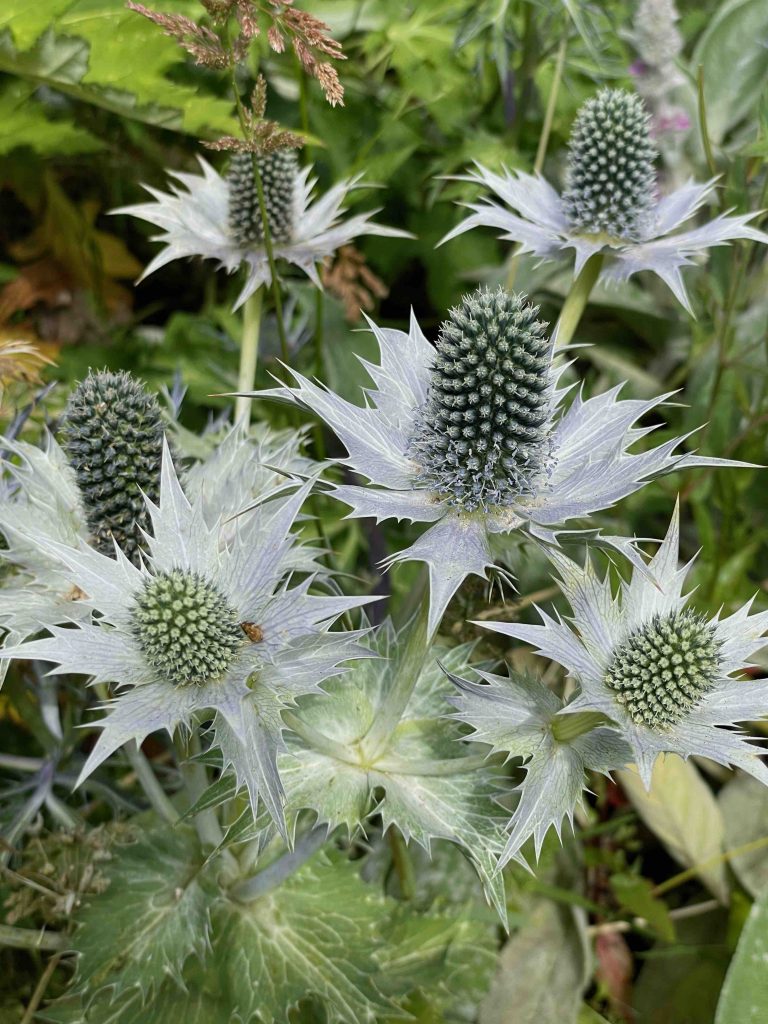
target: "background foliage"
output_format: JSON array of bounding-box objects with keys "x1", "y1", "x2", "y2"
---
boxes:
[{"x1": 1, "y1": 1, "x2": 767, "y2": 1022}]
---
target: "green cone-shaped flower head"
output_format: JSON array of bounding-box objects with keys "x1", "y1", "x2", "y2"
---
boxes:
[
  {"x1": 227, "y1": 150, "x2": 298, "y2": 247},
  {"x1": 131, "y1": 569, "x2": 243, "y2": 686},
  {"x1": 410, "y1": 286, "x2": 553, "y2": 512},
  {"x1": 562, "y1": 89, "x2": 657, "y2": 240},
  {"x1": 61, "y1": 370, "x2": 164, "y2": 562},
  {"x1": 604, "y1": 610, "x2": 721, "y2": 729}
]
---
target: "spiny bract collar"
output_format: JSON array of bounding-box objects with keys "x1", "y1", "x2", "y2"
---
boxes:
[
  {"x1": 409, "y1": 286, "x2": 553, "y2": 512},
  {"x1": 131, "y1": 569, "x2": 243, "y2": 686},
  {"x1": 604, "y1": 609, "x2": 721, "y2": 729},
  {"x1": 562, "y1": 88, "x2": 657, "y2": 240},
  {"x1": 227, "y1": 150, "x2": 297, "y2": 247},
  {"x1": 61, "y1": 369, "x2": 164, "y2": 563}
]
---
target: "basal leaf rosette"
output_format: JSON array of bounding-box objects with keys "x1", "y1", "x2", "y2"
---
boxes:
[
  {"x1": 259, "y1": 285, "x2": 745, "y2": 635},
  {"x1": 0, "y1": 442, "x2": 372, "y2": 831},
  {"x1": 114, "y1": 154, "x2": 409, "y2": 310},
  {"x1": 479, "y1": 505, "x2": 768, "y2": 793},
  {"x1": 441, "y1": 89, "x2": 768, "y2": 312}
]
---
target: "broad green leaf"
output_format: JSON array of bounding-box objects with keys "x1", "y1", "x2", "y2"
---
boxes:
[
  {"x1": 479, "y1": 899, "x2": 590, "y2": 1024},
  {"x1": 209, "y1": 850, "x2": 396, "y2": 1024},
  {"x1": 619, "y1": 756, "x2": 729, "y2": 903},
  {"x1": 378, "y1": 906, "x2": 498, "y2": 1013},
  {"x1": 693, "y1": 0, "x2": 768, "y2": 142},
  {"x1": 610, "y1": 873, "x2": 675, "y2": 942},
  {"x1": 0, "y1": 80, "x2": 101, "y2": 155},
  {"x1": 0, "y1": 3, "x2": 235, "y2": 135},
  {"x1": 719, "y1": 773, "x2": 768, "y2": 897},
  {"x1": 715, "y1": 888, "x2": 768, "y2": 1024},
  {"x1": 73, "y1": 824, "x2": 212, "y2": 999}
]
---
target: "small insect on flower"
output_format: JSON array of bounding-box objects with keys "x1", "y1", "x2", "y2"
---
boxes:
[
  {"x1": 441, "y1": 88, "x2": 768, "y2": 312},
  {"x1": 0, "y1": 443, "x2": 373, "y2": 830},
  {"x1": 477, "y1": 504, "x2": 768, "y2": 790},
  {"x1": 114, "y1": 152, "x2": 410, "y2": 309},
  {"x1": 259, "y1": 285, "x2": 746, "y2": 635}
]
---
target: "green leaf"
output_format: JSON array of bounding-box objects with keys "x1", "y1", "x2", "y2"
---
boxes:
[
  {"x1": 610, "y1": 873, "x2": 675, "y2": 942},
  {"x1": 715, "y1": 889, "x2": 768, "y2": 1024},
  {"x1": 719, "y1": 773, "x2": 768, "y2": 898},
  {"x1": 693, "y1": 0, "x2": 768, "y2": 142},
  {"x1": 377, "y1": 905, "x2": 498, "y2": 1012},
  {"x1": 618, "y1": 756, "x2": 729, "y2": 903},
  {"x1": 479, "y1": 900, "x2": 590, "y2": 1024},
  {"x1": 71, "y1": 823, "x2": 213, "y2": 1003},
  {"x1": 0, "y1": 80, "x2": 101, "y2": 155},
  {"x1": 0, "y1": 3, "x2": 235, "y2": 135},
  {"x1": 210, "y1": 850, "x2": 396, "y2": 1024}
]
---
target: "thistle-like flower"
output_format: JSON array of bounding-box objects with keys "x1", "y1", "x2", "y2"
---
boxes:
[
  {"x1": 115, "y1": 154, "x2": 408, "y2": 309},
  {"x1": 0, "y1": 444, "x2": 371, "y2": 828},
  {"x1": 259, "y1": 285, "x2": 740, "y2": 634},
  {"x1": 441, "y1": 89, "x2": 768, "y2": 312},
  {"x1": 61, "y1": 369, "x2": 165, "y2": 563},
  {"x1": 478, "y1": 505, "x2": 768, "y2": 790}
]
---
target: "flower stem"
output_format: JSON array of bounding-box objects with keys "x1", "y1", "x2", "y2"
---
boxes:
[
  {"x1": 550, "y1": 711, "x2": 612, "y2": 744},
  {"x1": 553, "y1": 252, "x2": 604, "y2": 349},
  {"x1": 388, "y1": 828, "x2": 415, "y2": 899},
  {"x1": 235, "y1": 286, "x2": 263, "y2": 425},
  {"x1": 230, "y1": 825, "x2": 327, "y2": 902},
  {"x1": 124, "y1": 740, "x2": 178, "y2": 825},
  {"x1": 506, "y1": 35, "x2": 567, "y2": 291},
  {"x1": 359, "y1": 595, "x2": 431, "y2": 761},
  {"x1": 0, "y1": 924, "x2": 66, "y2": 952}
]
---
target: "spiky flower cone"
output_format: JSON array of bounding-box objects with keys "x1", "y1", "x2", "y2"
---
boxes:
[
  {"x1": 131, "y1": 569, "x2": 243, "y2": 685},
  {"x1": 227, "y1": 150, "x2": 298, "y2": 247},
  {"x1": 61, "y1": 370, "x2": 164, "y2": 562},
  {"x1": 562, "y1": 89, "x2": 657, "y2": 240},
  {"x1": 604, "y1": 610, "x2": 721, "y2": 728},
  {"x1": 411, "y1": 286, "x2": 553, "y2": 512}
]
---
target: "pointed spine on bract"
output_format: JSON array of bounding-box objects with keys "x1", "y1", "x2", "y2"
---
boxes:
[
  {"x1": 561, "y1": 89, "x2": 658, "y2": 240},
  {"x1": 61, "y1": 369, "x2": 164, "y2": 563},
  {"x1": 410, "y1": 286, "x2": 553, "y2": 512},
  {"x1": 227, "y1": 150, "x2": 298, "y2": 247}
]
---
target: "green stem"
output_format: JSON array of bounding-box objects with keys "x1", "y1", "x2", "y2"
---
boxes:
[
  {"x1": 179, "y1": 734, "x2": 237, "y2": 879},
  {"x1": 388, "y1": 828, "x2": 415, "y2": 899},
  {"x1": 553, "y1": 252, "x2": 604, "y2": 349},
  {"x1": 359, "y1": 595, "x2": 431, "y2": 761},
  {"x1": 652, "y1": 833, "x2": 768, "y2": 897},
  {"x1": 235, "y1": 286, "x2": 263, "y2": 425},
  {"x1": 124, "y1": 741, "x2": 178, "y2": 825},
  {"x1": 230, "y1": 826, "x2": 327, "y2": 902},
  {"x1": 0, "y1": 924, "x2": 66, "y2": 952},
  {"x1": 506, "y1": 36, "x2": 567, "y2": 291},
  {"x1": 550, "y1": 711, "x2": 612, "y2": 744}
]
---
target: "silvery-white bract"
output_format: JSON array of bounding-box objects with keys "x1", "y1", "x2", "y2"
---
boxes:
[
  {"x1": 114, "y1": 156, "x2": 409, "y2": 310},
  {"x1": 445, "y1": 666, "x2": 631, "y2": 869},
  {"x1": 261, "y1": 290, "x2": 743, "y2": 635},
  {"x1": 0, "y1": 435, "x2": 91, "y2": 646},
  {"x1": 441, "y1": 89, "x2": 768, "y2": 313},
  {"x1": 479, "y1": 505, "x2": 768, "y2": 790},
  {"x1": 0, "y1": 443, "x2": 372, "y2": 831}
]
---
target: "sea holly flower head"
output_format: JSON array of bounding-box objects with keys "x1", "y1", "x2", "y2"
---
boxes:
[
  {"x1": 261, "y1": 284, "x2": 743, "y2": 634},
  {"x1": 441, "y1": 88, "x2": 768, "y2": 313},
  {"x1": 0, "y1": 443, "x2": 373, "y2": 830},
  {"x1": 478, "y1": 505, "x2": 768, "y2": 789},
  {"x1": 115, "y1": 153, "x2": 409, "y2": 310},
  {"x1": 61, "y1": 369, "x2": 165, "y2": 563}
]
